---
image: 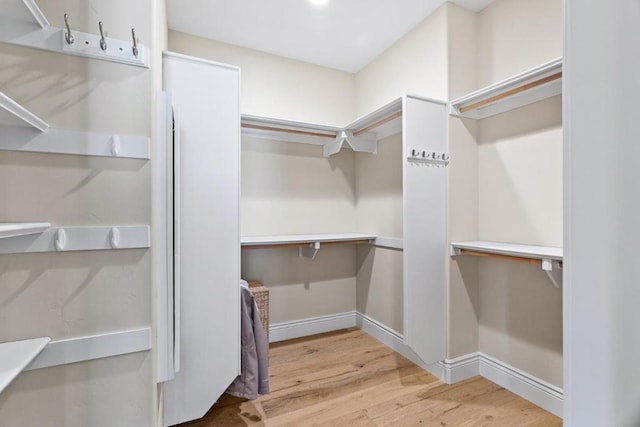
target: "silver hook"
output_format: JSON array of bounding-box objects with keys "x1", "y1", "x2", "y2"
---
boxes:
[
  {"x1": 99, "y1": 21, "x2": 107, "y2": 51},
  {"x1": 131, "y1": 28, "x2": 138, "y2": 57},
  {"x1": 63, "y1": 14, "x2": 74, "y2": 45}
]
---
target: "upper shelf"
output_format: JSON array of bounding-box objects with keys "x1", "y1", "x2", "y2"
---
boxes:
[
  {"x1": 0, "y1": 92, "x2": 49, "y2": 131},
  {"x1": 242, "y1": 233, "x2": 378, "y2": 259},
  {"x1": 241, "y1": 97, "x2": 408, "y2": 157},
  {"x1": 0, "y1": 337, "x2": 50, "y2": 394},
  {"x1": 0, "y1": 222, "x2": 50, "y2": 239},
  {"x1": 0, "y1": 0, "x2": 149, "y2": 68},
  {"x1": 449, "y1": 57, "x2": 562, "y2": 120}
]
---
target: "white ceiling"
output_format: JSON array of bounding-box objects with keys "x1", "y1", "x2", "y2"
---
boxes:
[{"x1": 167, "y1": 0, "x2": 494, "y2": 73}]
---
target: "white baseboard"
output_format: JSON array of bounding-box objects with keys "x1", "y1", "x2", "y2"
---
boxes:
[
  {"x1": 269, "y1": 311, "x2": 356, "y2": 343},
  {"x1": 439, "y1": 352, "x2": 480, "y2": 384},
  {"x1": 478, "y1": 353, "x2": 563, "y2": 418}
]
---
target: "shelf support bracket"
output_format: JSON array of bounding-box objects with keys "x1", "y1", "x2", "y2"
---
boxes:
[
  {"x1": 323, "y1": 131, "x2": 378, "y2": 157},
  {"x1": 299, "y1": 241, "x2": 320, "y2": 259},
  {"x1": 542, "y1": 258, "x2": 562, "y2": 288}
]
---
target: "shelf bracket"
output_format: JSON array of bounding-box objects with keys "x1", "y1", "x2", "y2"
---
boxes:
[
  {"x1": 323, "y1": 130, "x2": 378, "y2": 157},
  {"x1": 298, "y1": 241, "x2": 320, "y2": 259},
  {"x1": 542, "y1": 258, "x2": 562, "y2": 288}
]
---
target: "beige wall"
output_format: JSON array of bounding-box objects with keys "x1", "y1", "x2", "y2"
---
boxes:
[
  {"x1": 169, "y1": 30, "x2": 356, "y2": 125},
  {"x1": 0, "y1": 0, "x2": 157, "y2": 425},
  {"x1": 474, "y1": 0, "x2": 563, "y2": 387},
  {"x1": 355, "y1": 135, "x2": 403, "y2": 334},
  {"x1": 355, "y1": 5, "x2": 448, "y2": 116},
  {"x1": 240, "y1": 138, "x2": 358, "y2": 323}
]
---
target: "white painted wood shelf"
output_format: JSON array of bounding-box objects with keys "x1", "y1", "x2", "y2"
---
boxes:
[
  {"x1": 0, "y1": 337, "x2": 50, "y2": 393},
  {"x1": 0, "y1": 91, "x2": 48, "y2": 131},
  {"x1": 0, "y1": 0, "x2": 150, "y2": 68},
  {"x1": 241, "y1": 96, "x2": 420, "y2": 157},
  {"x1": 0, "y1": 222, "x2": 50, "y2": 239},
  {"x1": 242, "y1": 233, "x2": 377, "y2": 259},
  {"x1": 449, "y1": 57, "x2": 562, "y2": 119},
  {"x1": 451, "y1": 241, "x2": 563, "y2": 287}
]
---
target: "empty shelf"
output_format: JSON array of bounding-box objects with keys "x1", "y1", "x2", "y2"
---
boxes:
[
  {"x1": 0, "y1": 92, "x2": 49, "y2": 131},
  {"x1": 449, "y1": 57, "x2": 562, "y2": 119},
  {"x1": 242, "y1": 233, "x2": 377, "y2": 248},
  {"x1": 451, "y1": 241, "x2": 563, "y2": 287},
  {"x1": 0, "y1": 337, "x2": 51, "y2": 393},
  {"x1": 451, "y1": 241, "x2": 562, "y2": 261},
  {"x1": 0, "y1": 222, "x2": 50, "y2": 239}
]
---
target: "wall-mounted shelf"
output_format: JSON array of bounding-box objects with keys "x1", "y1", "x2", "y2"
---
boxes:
[
  {"x1": 0, "y1": 91, "x2": 150, "y2": 159},
  {"x1": 0, "y1": 222, "x2": 50, "y2": 239},
  {"x1": 241, "y1": 96, "x2": 407, "y2": 157},
  {"x1": 449, "y1": 57, "x2": 562, "y2": 119},
  {"x1": 242, "y1": 233, "x2": 377, "y2": 259},
  {"x1": 451, "y1": 241, "x2": 563, "y2": 287},
  {"x1": 0, "y1": 0, "x2": 150, "y2": 68},
  {"x1": 0, "y1": 337, "x2": 50, "y2": 394},
  {"x1": 0, "y1": 226, "x2": 150, "y2": 254},
  {"x1": 0, "y1": 91, "x2": 49, "y2": 131}
]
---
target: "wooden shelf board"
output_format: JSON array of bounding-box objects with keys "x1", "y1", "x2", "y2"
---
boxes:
[
  {"x1": 0, "y1": 92, "x2": 49, "y2": 131},
  {"x1": 449, "y1": 57, "x2": 563, "y2": 120},
  {"x1": 241, "y1": 233, "x2": 377, "y2": 248},
  {"x1": 0, "y1": 337, "x2": 50, "y2": 393},
  {"x1": 451, "y1": 241, "x2": 562, "y2": 261},
  {"x1": 0, "y1": 222, "x2": 50, "y2": 239}
]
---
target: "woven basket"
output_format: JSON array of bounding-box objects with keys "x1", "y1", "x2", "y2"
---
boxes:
[{"x1": 248, "y1": 281, "x2": 269, "y2": 343}]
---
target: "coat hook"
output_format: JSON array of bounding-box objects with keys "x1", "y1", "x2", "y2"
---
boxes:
[
  {"x1": 109, "y1": 227, "x2": 120, "y2": 249},
  {"x1": 99, "y1": 21, "x2": 107, "y2": 51},
  {"x1": 131, "y1": 28, "x2": 139, "y2": 58},
  {"x1": 55, "y1": 229, "x2": 66, "y2": 251},
  {"x1": 63, "y1": 14, "x2": 74, "y2": 45},
  {"x1": 110, "y1": 135, "x2": 121, "y2": 156}
]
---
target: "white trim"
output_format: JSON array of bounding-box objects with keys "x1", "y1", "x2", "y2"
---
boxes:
[
  {"x1": 0, "y1": 91, "x2": 49, "y2": 131},
  {"x1": 0, "y1": 126, "x2": 150, "y2": 159},
  {"x1": 438, "y1": 352, "x2": 480, "y2": 384},
  {"x1": 372, "y1": 236, "x2": 403, "y2": 250},
  {"x1": 269, "y1": 312, "x2": 356, "y2": 343},
  {"x1": 479, "y1": 353, "x2": 563, "y2": 418},
  {"x1": 25, "y1": 328, "x2": 151, "y2": 371},
  {"x1": 163, "y1": 51, "x2": 240, "y2": 72}
]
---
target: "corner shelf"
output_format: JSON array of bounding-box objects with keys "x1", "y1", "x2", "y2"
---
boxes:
[
  {"x1": 0, "y1": 337, "x2": 51, "y2": 393},
  {"x1": 0, "y1": 222, "x2": 50, "y2": 239},
  {"x1": 242, "y1": 233, "x2": 377, "y2": 259},
  {"x1": 451, "y1": 240, "x2": 563, "y2": 287},
  {"x1": 241, "y1": 96, "x2": 409, "y2": 157},
  {"x1": 449, "y1": 57, "x2": 562, "y2": 119}
]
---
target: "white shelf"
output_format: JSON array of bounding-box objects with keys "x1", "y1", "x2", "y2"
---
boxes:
[
  {"x1": 0, "y1": 337, "x2": 50, "y2": 393},
  {"x1": 241, "y1": 96, "x2": 418, "y2": 157},
  {"x1": 451, "y1": 240, "x2": 563, "y2": 287},
  {"x1": 450, "y1": 57, "x2": 563, "y2": 119},
  {"x1": 451, "y1": 241, "x2": 562, "y2": 261},
  {"x1": 0, "y1": 226, "x2": 150, "y2": 254},
  {"x1": 0, "y1": 222, "x2": 50, "y2": 239},
  {"x1": 0, "y1": 0, "x2": 150, "y2": 68},
  {"x1": 0, "y1": 92, "x2": 49, "y2": 131},
  {"x1": 242, "y1": 233, "x2": 377, "y2": 259}
]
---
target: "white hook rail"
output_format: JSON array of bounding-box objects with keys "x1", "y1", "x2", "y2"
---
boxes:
[{"x1": 0, "y1": 226, "x2": 150, "y2": 254}]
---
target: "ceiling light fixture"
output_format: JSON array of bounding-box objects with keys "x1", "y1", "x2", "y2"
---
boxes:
[{"x1": 309, "y1": 0, "x2": 329, "y2": 6}]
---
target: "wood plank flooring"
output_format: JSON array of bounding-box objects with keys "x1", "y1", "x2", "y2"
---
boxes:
[{"x1": 176, "y1": 328, "x2": 562, "y2": 426}]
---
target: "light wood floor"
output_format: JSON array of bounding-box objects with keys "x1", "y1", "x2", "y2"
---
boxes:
[{"x1": 177, "y1": 328, "x2": 562, "y2": 426}]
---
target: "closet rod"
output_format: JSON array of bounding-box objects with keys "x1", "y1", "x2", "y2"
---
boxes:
[
  {"x1": 354, "y1": 111, "x2": 402, "y2": 137},
  {"x1": 459, "y1": 72, "x2": 562, "y2": 113},
  {"x1": 457, "y1": 249, "x2": 543, "y2": 266},
  {"x1": 242, "y1": 239, "x2": 373, "y2": 250},
  {"x1": 241, "y1": 124, "x2": 336, "y2": 139}
]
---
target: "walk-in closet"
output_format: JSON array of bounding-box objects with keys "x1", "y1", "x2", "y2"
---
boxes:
[{"x1": 1, "y1": 0, "x2": 639, "y2": 426}]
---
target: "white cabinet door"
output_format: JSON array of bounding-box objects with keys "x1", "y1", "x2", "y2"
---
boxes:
[
  {"x1": 162, "y1": 52, "x2": 240, "y2": 426},
  {"x1": 403, "y1": 96, "x2": 447, "y2": 365}
]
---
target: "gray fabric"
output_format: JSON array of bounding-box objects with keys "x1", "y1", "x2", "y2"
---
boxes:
[{"x1": 226, "y1": 286, "x2": 269, "y2": 399}]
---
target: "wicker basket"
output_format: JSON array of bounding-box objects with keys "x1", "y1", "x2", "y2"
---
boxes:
[{"x1": 248, "y1": 281, "x2": 269, "y2": 343}]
